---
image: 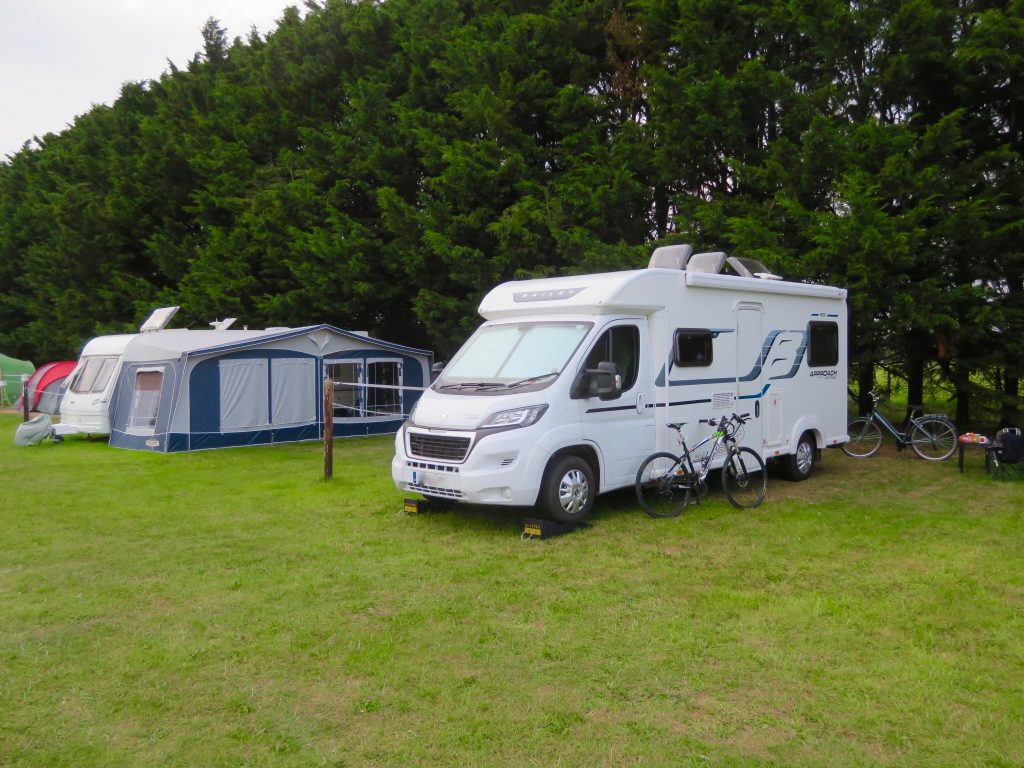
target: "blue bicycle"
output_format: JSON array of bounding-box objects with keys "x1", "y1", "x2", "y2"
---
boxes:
[{"x1": 842, "y1": 390, "x2": 957, "y2": 461}]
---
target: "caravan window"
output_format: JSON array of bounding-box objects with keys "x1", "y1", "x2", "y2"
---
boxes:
[
  {"x1": 129, "y1": 369, "x2": 163, "y2": 429},
  {"x1": 808, "y1": 322, "x2": 839, "y2": 367},
  {"x1": 327, "y1": 362, "x2": 363, "y2": 417},
  {"x1": 71, "y1": 356, "x2": 119, "y2": 394},
  {"x1": 367, "y1": 361, "x2": 403, "y2": 416},
  {"x1": 271, "y1": 359, "x2": 316, "y2": 425},
  {"x1": 673, "y1": 329, "x2": 713, "y2": 367}
]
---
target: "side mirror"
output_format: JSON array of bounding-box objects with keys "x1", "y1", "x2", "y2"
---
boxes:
[
  {"x1": 430, "y1": 362, "x2": 446, "y2": 383},
  {"x1": 570, "y1": 361, "x2": 622, "y2": 401}
]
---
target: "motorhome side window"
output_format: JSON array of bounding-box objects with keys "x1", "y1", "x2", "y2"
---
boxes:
[
  {"x1": 808, "y1": 321, "x2": 839, "y2": 367},
  {"x1": 584, "y1": 325, "x2": 640, "y2": 392},
  {"x1": 674, "y1": 329, "x2": 713, "y2": 367}
]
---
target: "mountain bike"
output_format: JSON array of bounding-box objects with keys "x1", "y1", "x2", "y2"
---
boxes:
[
  {"x1": 635, "y1": 413, "x2": 767, "y2": 518},
  {"x1": 842, "y1": 390, "x2": 957, "y2": 460}
]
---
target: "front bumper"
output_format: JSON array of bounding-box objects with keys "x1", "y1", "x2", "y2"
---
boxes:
[{"x1": 392, "y1": 425, "x2": 551, "y2": 506}]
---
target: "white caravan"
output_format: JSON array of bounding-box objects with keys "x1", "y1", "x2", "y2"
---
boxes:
[
  {"x1": 56, "y1": 307, "x2": 178, "y2": 437},
  {"x1": 56, "y1": 333, "x2": 136, "y2": 436},
  {"x1": 392, "y1": 246, "x2": 848, "y2": 522}
]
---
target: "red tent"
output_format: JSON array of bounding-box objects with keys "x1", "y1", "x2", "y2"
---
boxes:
[{"x1": 16, "y1": 361, "x2": 77, "y2": 414}]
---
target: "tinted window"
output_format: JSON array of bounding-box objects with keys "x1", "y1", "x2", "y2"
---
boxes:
[
  {"x1": 584, "y1": 325, "x2": 640, "y2": 392},
  {"x1": 674, "y1": 329, "x2": 713, "y2": 367},
  {"x1": 808, "y1": 322, "x2": 839, "y2": 367}
]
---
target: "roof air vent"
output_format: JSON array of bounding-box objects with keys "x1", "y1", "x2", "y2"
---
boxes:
[
  {"x1": 686, "y1": 252, "x2": 727, "y2": 274},
  {"x1": 648, "y1": 244, "x2": 694, "y2": 270},
  {"x1": 726, "y1": 256, "x2": 782, "y2": 280}
]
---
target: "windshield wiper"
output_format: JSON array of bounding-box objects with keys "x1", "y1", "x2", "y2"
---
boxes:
[
  {"x1": 506, "y1": 372, "x2": 559, "y2": 389},
  {"x1": 436, "y1": 381, "x2": 506, "y2": 391}
]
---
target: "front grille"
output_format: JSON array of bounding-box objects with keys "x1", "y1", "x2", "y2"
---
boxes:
[
  {"x1": 408, "y1": 483, "x2": 464, "y2": 499},
  {"x1": 408, "y1": 432, "x2": 471, "y2": 462}
]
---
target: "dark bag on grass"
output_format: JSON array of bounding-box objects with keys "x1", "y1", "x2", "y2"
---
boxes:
[{"x1": 996, "y1": 433, "x2": 1024, "y2": 464}]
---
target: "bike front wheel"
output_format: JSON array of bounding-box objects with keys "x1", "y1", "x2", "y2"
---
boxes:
[
  {"x1": 635, "y1": 452, "x2": 692, "y2": 518},
  {"x1": 842, "y1": 417, "x2": 883, "y2": 458},
  {"x1": 721, "y1": 447, "x2": 767, "y2": 509},
  {"x1": 909, "y1": 417, "x2": 957, "y2": 461}
]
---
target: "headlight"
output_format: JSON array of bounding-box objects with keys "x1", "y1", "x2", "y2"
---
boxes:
[{"x1": 478, "y1": 404, "x2": 548, "y2": 429}]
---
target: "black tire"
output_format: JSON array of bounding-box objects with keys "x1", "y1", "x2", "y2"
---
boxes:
[
  {"x1": 722, "y1": 447, "x2": 767, "y2": 509},
  {"x1": 539, "y1": 454, "x2": 595, "y2": 523},
  {"x1": 783, "y1": 431, "x2": 815, "y2": 481},
  {"x1": 909, "y1": 417, "x2": 957, "y2": 461},
  {"x1": 842, "y1": 417, "x2": 883, "y2": 458},
  {"x1": 635, "y1": 452, "x2": 691, "y2": 518}
]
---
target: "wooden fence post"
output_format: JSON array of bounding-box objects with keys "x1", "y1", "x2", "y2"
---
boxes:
[
  {"x1": 22, "y1": 374, "x2": 30, "y2": 422},
  {"x1": 324, "y1": 377, "x2": 334, "y2": 480}
]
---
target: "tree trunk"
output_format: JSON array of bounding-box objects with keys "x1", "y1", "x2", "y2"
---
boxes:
[
  {"x1": 905, "y1": 357, "x2": 924, "y2": 427},
  {"x1": 955, "y1": 382, "x2": 970, "y2": 430},
  {"x1": 1001, "y1": 374, "x2": 1020, "y2": 428},
  {"x1": 858, "y1": 363, "x2": 875, "y2": 417}
]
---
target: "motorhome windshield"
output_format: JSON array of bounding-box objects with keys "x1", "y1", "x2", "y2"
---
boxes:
[{"x1": 436, "y1": 321, "x2": 592, "y2": 393}]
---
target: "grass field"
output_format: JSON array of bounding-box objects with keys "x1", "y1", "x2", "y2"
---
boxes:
[{"x1": 2, "y1": 412, "x2": 1023, "y2": 767}]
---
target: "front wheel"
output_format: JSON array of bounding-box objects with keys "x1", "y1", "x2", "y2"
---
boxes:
[
  {"x1": 722, "y1": 447, "x2": 766, "y2": 509},
  {"x1": 539, "y1": 455, "x2": 595, "y2": 524},
  {"x1": 842, "y1": 417, "x2": 883, "y2": 458},
  {"x1": 909, "y1": 417, "x2": 957, "y2": 461},
  {"x1": 635, "y1": 452, "x2": 691, "y2": 518}
]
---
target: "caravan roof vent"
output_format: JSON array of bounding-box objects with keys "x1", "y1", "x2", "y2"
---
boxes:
[
  {"x1": 686, "y1": 252, "x2": 727, "y2": 274},
  {"x1": 648, "y1": 244, "x2": 694, "y2": 270},
  {"x1": 209, "y1": 318, "x2": 237, "y2": 331},
  {"x1": 140, "y1": 306, "x2": 179, "y2": 333},
  {"x1": 726, "y1": 256, "x2": 782, "y2": 280}
]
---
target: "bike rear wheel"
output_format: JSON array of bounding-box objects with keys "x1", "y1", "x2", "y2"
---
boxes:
[
  {"x1": 842, "y1": 417, "x2": 883, "y2": 458},
  {"x1": 721, "y1": 447, "x2": 766, "y2": 508},
  {"x1": 909, "y1": 417, "x2": 957, "y2": 461},
  {"x1": 635, "y1": 452, "x2": 692, "y2": 518}
]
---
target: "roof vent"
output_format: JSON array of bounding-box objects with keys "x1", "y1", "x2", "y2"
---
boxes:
[
  {"x1": 648, "y1": 244, "x2": 694, "y2": 270},
  {"x1": 726, "y1": 256, "x2": 782, "y2": 280},
  {"x1": 209, "y1": 318, "x2": 237, "y2": 331},
  {"x1": 140, "y1": 306, "x2": 179, "y2": 333},
  {"x1": 686, "y1": 252, "x2": 727, "y2": 274}
]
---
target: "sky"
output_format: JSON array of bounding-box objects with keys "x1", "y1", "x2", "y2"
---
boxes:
[{"x1": 0, "y1": 0, "x2": 297, "y2": 159}]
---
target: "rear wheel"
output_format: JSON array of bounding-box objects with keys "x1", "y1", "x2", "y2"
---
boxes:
[
  {"x1": 842, "y1": 417, "x2": 883, "y2": 458},
  {"x1": 722, "y1": 447, "x2": 766, "y2": 508},
  {"x1": 909, "y1": 417, "x2": 957, "y2": 461},
  {"x1": 540, "y1": 455, "x2": 595, "y2": 524},
  {"x1": 783, "y1": 431, "x2": 815, "y2": 481},
  {"x1": 635, "y1": 452, "x2": 691, "y2": 518}
]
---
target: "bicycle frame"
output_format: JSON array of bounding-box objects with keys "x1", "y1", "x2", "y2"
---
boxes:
[
  {"x1": 857, "y1": 395, "x2": 951, "y2": 451},
  {"x1": 867, "y1": 407, "x2": 906, "y2": 443},
  {"x1": 672, "y1": 427, "x2": 731, "y2": 488}
]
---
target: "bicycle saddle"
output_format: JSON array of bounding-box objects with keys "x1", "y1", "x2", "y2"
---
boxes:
[{"x1": 666, "y1": 422, "x2": 686, "y2": 430}]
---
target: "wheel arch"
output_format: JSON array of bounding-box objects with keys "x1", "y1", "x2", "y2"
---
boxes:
[{"x1": 545, "y1": 444, "x2": 601, "y2": 491}]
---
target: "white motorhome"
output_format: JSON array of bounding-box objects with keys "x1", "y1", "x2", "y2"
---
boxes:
[{"x1": 392, "y1": 245, "x2": 848, "y2": 522}]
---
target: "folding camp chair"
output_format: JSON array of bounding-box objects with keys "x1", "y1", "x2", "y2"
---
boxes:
[{"x1": 986, "y1": 428, "x2": 1024, "y2": 480}]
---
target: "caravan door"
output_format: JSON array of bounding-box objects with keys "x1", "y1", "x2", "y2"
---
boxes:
[
  {"x1": 736, "y1": 303, "x2": 765, "y2": 453},
  {"x1": 576, "y1": 320, "x2": 655, "y2": 490}
]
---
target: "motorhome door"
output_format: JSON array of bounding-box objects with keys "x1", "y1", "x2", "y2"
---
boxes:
[
  {"x1": 736, "y1": 304, "x2": 765, "y2": 452},
  {"x1": 576, "y1": 320, "x2": 655, "y2": 490}
]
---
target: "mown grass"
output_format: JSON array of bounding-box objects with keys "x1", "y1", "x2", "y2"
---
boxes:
[{"x1": 2, "y1": 412, "x2": 1023, "y2": 767}]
